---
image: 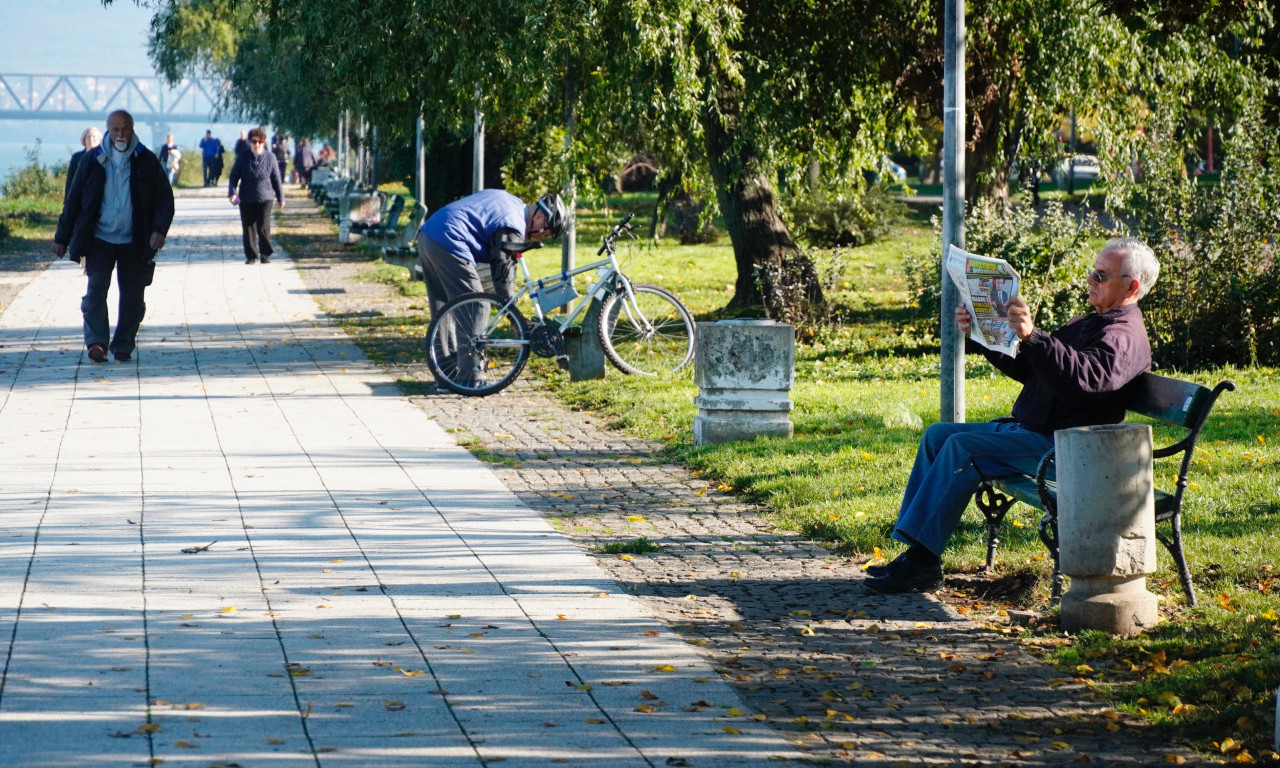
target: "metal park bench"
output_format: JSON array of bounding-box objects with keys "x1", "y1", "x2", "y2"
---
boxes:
[{"x1": 974, "y1": 372, "x2": 1235, "y2": 606}]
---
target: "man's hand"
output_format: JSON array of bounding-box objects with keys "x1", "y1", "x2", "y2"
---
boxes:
[
  {"x1": 52, "y1": 242, "x2": 67, "y2": 258},
  {"x1": 278, "y1": 199, "x2": 285, "y2": 210},
  {"x1": 955, "y1": 305, "x2": 972, "y2": 333},
  {"x1": 149, "y1": 232, "x2": 166, "y2": 252},
  {"x1": 1006, "y1": 296, "x2": 1035, "y2": 339}
]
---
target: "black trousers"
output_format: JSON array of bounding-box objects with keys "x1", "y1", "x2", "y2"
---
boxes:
[{"x1": 238, "y1": 201, "x2": 275, "y2": 261}]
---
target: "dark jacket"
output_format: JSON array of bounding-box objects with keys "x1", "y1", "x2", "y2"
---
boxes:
[
  {"x1": 973, "y1": 303, "x2": 1151, "y2": 434},
  {"x1": 228, "y1": 149, "x2": 283, "y2": 204},
  {"x1": 54, "y1": 144, "x2": 175, "y2": 263},
  {"x1": 64, "y1": 149, "x2": 87, "y2": 197},
  {"x1": 294, "y1": 145, "x2": 316, "y2": 173}
]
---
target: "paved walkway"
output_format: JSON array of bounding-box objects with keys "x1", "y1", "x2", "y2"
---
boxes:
[{"x1": 0, "y1": 192, "x2": 797, "y2": 767}]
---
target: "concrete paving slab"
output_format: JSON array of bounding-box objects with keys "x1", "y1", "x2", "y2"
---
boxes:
[{"x1": 0, "y1": 190, "x2": 801, "y2": 767}]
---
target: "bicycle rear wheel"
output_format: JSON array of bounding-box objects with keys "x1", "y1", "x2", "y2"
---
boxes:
[
  {"x1": 426, "y1": 292, "x2": 529, "y2": 396},
  {"x1": 598, "y1": 283, "x2": 696, "y2": 376}
]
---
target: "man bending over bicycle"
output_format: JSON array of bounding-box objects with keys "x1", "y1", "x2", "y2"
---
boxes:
[{"x1": 416, "y1": 189, "x2": 568, "y2": 387}]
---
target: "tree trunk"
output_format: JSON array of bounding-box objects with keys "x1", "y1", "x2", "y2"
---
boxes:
[
  {"x1": 966, "y1": 77, "x2": 1013, "y2": 206},
  {"x1": 702, "y1": 89, "x2": 823, "y2": 319}
]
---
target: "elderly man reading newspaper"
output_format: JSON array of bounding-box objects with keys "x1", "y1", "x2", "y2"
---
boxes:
[{"x1": 864, "y1": 238, "x2": 1160, "y2": 594}]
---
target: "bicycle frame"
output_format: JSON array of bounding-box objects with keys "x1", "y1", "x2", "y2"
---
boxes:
[{"x1": 478, "y1": 240, "x2": 648, "y2": 350}]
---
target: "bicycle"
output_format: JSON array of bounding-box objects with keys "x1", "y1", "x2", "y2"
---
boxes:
[{"x1": 425, "y1": 213, "x2": 697, "y2": 397}]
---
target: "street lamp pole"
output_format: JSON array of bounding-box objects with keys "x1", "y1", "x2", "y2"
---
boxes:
[{"x1": 940, "y1": 0, "x2": 967, "y2": 423}]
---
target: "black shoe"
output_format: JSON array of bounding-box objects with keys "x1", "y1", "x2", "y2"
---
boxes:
[
  {"x1": 865, "y1": 551, "x2": 910, "y2": 578},
  {"x1": 113, "y1": 351, "x2": 131, "y2": 362},
  {"x1": 259, "y1": 256, "x2": 271, "y2": 264},
  {"x1": 245, "y1": 257, "x2": 257, "y2": 264},
  {"x1": 864, "y1": 559, "x2": 945, "y2": 594},
  {"x1": 88, "y1": 343, "x2": 107, "y2": 363}
]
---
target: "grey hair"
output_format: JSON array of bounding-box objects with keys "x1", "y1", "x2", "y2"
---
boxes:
[
  {"x1": 80, "y1": 126, "x2": 101, "y2": 149},
  {"x1": 1103, "y1": 237, "x2": 1160, "y2": 299}
]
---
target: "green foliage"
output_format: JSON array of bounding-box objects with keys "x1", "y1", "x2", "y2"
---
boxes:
[
  {"x1": 787, "y1": 181, "x2": 907, "y2": 249},
  {"x1": 1105, "y1": 103, "x2": 1280, "y2": 369},
  {"x1": 1, "y1": 142, "x2": 62, "y2": 200},
  {"x1": 594, "y1": 538, "x2": 661, "y2": 555},
  {"x1": 902, "y1": 200, "x2": 1095, "y2": 328}
]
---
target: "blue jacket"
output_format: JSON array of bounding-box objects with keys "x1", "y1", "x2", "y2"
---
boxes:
[
  {"x1": 228, "y1": 150, "x2": 283, "y2": 205},
  {"x1": 420, "y1": 189, "x2": 526, "y2": 264},
  {"x1": 54, "y1": 143, "x2": 174, "y2": 263}
]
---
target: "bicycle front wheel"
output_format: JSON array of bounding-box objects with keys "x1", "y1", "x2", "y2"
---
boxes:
[
  {"x1": 598, "y1": 283, "x2": 696, "y2": 376},
  {"x1": 426, "y1": 292, "x2": 529, "y2": 396}
]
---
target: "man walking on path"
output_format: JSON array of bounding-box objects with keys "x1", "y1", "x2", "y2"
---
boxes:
[
  {"x1": 199, "y1": 129, "x2": 219, "y2": 187},
  {"x1": 52, "y1": 109, "x2": 174, "y2": 363}
]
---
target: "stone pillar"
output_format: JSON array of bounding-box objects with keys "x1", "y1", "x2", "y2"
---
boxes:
[
  {"x1": 692, "y1": 319, "x2": 794, "y2": 445},
  {"x1": 1057, "y1": 424, "x2": 1159, "y2": 636},
  {"x1": 561, "y1": 299, "x2": 606, "y2": 381}
]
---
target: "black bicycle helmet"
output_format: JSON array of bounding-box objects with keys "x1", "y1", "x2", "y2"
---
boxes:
[{"x1": 535, "y1": 193, "x2": 568, "y2": 239}]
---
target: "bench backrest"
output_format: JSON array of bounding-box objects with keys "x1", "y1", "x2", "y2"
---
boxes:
[
  {"x1": 1124, "y1": 372, "x2": 1235, "y2": 494},
  {"x1": 382, "y1": 195, "x2": 406, "y2": 230},
  {"x1": 398, "y1": 203, "x2": 429, "y2": 247}
]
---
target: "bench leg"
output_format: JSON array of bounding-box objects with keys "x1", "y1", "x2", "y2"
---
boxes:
[
  {"x1": 1157, "y1": 518, "x2": 1198, "y2": 607},
  {"x1": 1037, "y1": 510, "x2": 1064, "y2": 603},
  {"x1": 975, "y1": 484, "x2": 1015, "y2": 572}
]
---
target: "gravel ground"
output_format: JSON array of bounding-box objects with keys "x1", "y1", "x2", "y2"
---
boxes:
[{"x1": 2, "y1": 187, "x2": 1207, "y2": 765}]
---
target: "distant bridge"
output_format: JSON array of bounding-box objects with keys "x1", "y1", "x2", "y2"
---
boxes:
[{"x1": 0, "y1": 73, "x2": 233, "y2": 126}]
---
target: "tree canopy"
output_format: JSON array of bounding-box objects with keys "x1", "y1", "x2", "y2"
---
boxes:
[{"x1": 127, "y1": 0, "x2": 1277, "y2": 318}]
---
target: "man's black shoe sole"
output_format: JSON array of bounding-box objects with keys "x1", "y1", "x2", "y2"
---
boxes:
[{"x1": 864, "y1": 570, "x2": 945, "y2": 594}]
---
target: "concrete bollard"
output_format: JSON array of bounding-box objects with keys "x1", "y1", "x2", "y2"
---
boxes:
[
  {"x1": 561, "y1": 299, "x2": 606, "y2": 381},
  {"x1": 1057, "y1": 423, "x2": 1159, "y2": 636},
  {"x1": 692, "y1": 319, "x2": 794, "y2": 445}
]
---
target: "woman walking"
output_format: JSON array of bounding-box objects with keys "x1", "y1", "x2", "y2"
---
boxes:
[{"x1": 227, "y1": 128, "x2": 284, "y2": 264}]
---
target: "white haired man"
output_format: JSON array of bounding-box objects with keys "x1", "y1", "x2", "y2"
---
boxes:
[
  {"x1": 52, "y1": 109, "x2": 174, "y2": 363},
  {"x1": 867, "y1": 238, "x2": 1161, "y2": 593}
]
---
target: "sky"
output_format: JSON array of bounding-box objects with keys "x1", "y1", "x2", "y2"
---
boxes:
[
  {"x1": 1, "y1": 0, "x2": 156, "y2": 76},
  {"x1": 0, "y1": 0, "x2": 256, "y2": 179}
]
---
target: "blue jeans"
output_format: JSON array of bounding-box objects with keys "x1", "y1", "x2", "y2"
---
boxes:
[
  {"x1": 82, "y1": 238, "x2": 148, "y2": 358},
  {"x1": 893, "y1": 421, "x2": 1054, "y2": 556}
]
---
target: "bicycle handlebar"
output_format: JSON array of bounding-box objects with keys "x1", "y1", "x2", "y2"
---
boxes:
[{"x1": 597, "y1": 213, "x2": 636, "y2": 256}]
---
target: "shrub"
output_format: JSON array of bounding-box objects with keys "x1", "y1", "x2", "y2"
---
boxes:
[
  {"x1": 788, "y1": 179, "x2": 907, "y2": 248},
  {"x1": 903, "y1": 200, "x2": 1096, "y2": 328},
  {"x1": 1106, "y1": 104, "x2": 1280, "y2": 369},
  {"x1": 1, "y1": 141, "x2": 62, "y2": 200}
]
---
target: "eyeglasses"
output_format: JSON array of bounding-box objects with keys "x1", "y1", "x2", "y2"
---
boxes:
[{"x1": 1087, "y1": 269, "x2": 1131, "y2": 284}]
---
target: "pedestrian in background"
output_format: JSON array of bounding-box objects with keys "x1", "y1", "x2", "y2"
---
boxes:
[
  {"x1": 227, "y1": 128, "x2": 284, "y2": 265},
  {"x1": 53, "y1": 109, "x2": 174, "y2": 363},
  {"x1": 271, "y1": 132, "x2": 289, "y2": 184},
  {"x1": 158, "y1": 133, "x2": 181, "y2": 187},
  {"x1": 64, "y1": 126, "x2": 102, "y2": 197},
  {"x1": 210, "y1": 136, "x2": 227, "y2": 186},
  {"x1": 234, "y1": 130, "x2": 249, "y2": 158},
  {"x1": 293, "y1": 138, "x2": 316, "y2": 189},
  {"x1": 199, "y1": 129, "x2": 218, "y2": 186}
]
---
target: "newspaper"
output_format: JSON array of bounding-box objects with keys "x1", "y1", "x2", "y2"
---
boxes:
[{"x1": 945, "y1": 244, "x2": 1021, "y2": 357}]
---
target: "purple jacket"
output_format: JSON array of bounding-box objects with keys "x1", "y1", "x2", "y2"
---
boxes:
[{"x1": 973, "y1": 303, "x2": 1151, "y2": 434}]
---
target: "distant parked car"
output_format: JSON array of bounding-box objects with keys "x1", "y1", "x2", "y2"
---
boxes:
[
  {"x1": 1055, "y1": 154, "x2": 1101, "y2": 187},
  {"x1": 882, "y1": 157, "x2": 908, "y2": 180}
]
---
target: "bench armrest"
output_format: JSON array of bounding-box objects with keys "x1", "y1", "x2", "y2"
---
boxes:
[{"x1": 1035, "y1": 448, "x2": 1056, "y2": 516}]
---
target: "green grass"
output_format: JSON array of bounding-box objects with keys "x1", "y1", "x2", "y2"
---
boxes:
[
  {"x1": 0, "y1": 195, "x2": 62, "y2": 240},
  {"x1": 593, "y1": 537, "x2": 662, "y2": 555}
]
